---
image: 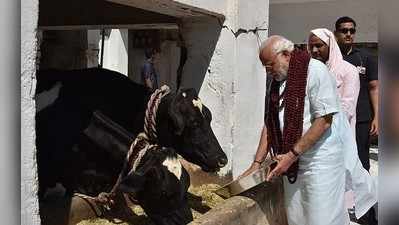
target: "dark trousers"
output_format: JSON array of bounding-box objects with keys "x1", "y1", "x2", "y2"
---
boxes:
[{"x1": 355, "y1": 121, "x2": 371, "y2": 171}]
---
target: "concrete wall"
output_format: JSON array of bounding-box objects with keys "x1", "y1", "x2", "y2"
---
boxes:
[
  {"x1": 233, "y1": 0, "x2": 268, "y2": 178},
  {"x1": 87, "y1": 30, "x2": 101, "y2": 68},
  {"x1": 269, "y1": 0, "x2": 378, "y2": 43},
  {"x1": 103, "y1": 29, "x2": 129, "y2": 75},
  {"x1": 156, "y1": 40, "x2": 180, "y2": 92},
  {"x1": 178, "y1": 0, "x2": 269, "y2": 178},
  {"x1": 21, "y1": 0, "x2": 41, "y2": 224}
]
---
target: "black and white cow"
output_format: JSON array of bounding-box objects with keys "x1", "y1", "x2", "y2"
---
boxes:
[
  {"x1": 118, "y1": 146, "x2": 193, "y2": 225},
  {"x1": 35, "y1": 67, "x2": 227, "y2": 198},
  {"x1": 82, "y1": 110, "x2": 193, "y2": 225}
]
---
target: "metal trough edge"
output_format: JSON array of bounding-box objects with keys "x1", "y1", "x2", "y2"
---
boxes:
[{"x1": 189, "y1": 178, "x2": 288, "y2": 225}]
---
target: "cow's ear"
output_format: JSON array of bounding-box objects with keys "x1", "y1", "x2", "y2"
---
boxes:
[
  {"x1": 118, "y1": 172, "x2": 145, "y2": 196},
  {"x1": 185, "y1": 88, "x2": 198, "y2": 97},
  {"x1": 169, "y1": 92, "x2": 185, "y2": 135}
]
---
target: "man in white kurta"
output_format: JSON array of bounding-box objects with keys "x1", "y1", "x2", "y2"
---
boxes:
[
  {"x1": 281, "y1": 59, "x2": 377, "y2": 223},
  {"x1": 280, "y1": 58, "x2": 349, "y2": 225},
  {"x1": 241, "y1": 35, "x2": 350, "y2": 225},
  {"x1": 241, "y1": 35, "x2": 377, "y2": 225}
]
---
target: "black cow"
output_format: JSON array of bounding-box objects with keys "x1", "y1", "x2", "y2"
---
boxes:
[{"x1": 35, "y1": 67, "x2": 227, "y2": 197}]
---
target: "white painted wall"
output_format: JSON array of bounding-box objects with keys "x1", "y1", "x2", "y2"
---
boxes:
[
  {"x1": 178, "y1": 0, "x2": 269, "y2": 178},
  {"x1": 269, "y1": 0, "x2": 378, "y2": 43},
  {"x1": 21, "y1": 0, "x2": 41, "y2": 224},
  {"x1": 179, "y1": 17, "x2": 236, "y2": 176},
  {"x1": 233, "y1": 0, "x2": 269, "y2": 178},
  {"x1": 103, "y1": 29, "x2": 129, "y2": 75}
]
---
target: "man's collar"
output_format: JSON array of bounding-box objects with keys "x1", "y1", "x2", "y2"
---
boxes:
[
  {"x1": 346, "y1": 46, "x2": 353, "y2": 55},
  {"x1": 346, "y1": 46, "x2": 360, "y2": 56}
]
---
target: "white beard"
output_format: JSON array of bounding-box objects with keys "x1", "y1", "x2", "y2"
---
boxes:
[{"x1": 274, "y1": 69, "x2": 288, "y2": 81}]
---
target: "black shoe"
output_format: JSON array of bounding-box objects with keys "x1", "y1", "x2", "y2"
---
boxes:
[{"x1": 357, "y1": 208, "x2": 378, "y2": 225}]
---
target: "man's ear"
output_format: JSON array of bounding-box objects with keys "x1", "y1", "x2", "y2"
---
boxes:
[{"x1": 169, "y1": 91, "x2": 185, "y2": 135}]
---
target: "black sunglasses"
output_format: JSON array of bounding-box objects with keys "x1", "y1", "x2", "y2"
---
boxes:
[{"x1": 339, "y1": 28, "x2": 356, "y2": 34}]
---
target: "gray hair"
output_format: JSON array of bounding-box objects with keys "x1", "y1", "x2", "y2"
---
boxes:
[{"x1": 260, "y1": 35, "x2": 294, "y2": 54}]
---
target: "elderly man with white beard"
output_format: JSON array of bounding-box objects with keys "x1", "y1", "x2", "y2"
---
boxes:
[{"x1": 240, "y1": 35, "x2": 352, "y2": 225}]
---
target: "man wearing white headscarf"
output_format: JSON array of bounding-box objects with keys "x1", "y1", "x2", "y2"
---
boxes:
[{"x1": 308, "y1": 28, "x2": 377, "y2": 220}]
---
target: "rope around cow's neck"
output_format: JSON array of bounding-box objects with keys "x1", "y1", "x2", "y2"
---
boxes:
[
  {"x1": 110, "y1": 85, "x2": 171, "y2": 194},
  {"x1": 144, "y1": 85, "x2": 171, "y2": 142},
  {"x1": 82, "y1": 85, "x2": 172, "y2": 213}
]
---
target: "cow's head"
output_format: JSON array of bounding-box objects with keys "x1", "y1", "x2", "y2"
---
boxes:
[
  {"x1": 165, "y1": 89, "x2": 228, "y2": 172},
  {"x1": 118, "y1": 147, "x2": 193, "y2": 225}
]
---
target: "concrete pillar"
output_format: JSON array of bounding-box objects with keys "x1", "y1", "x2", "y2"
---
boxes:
[
  {"x1": 21, "y1": 0, "x2": 41, "y2": 223},
  {"x1": 179, "y1": 0, "x2": 269, "y2": 178},
  {"x1": 157, "y1": 40, "x2": 180, "y2": 92},
  {"x1": 87, "y1": 30, "x2": 101, "y2": 68},
  {"x1": 232, "y1": 0, "x2": 268, "y2": 178},
  {"x1": 179, "y1": 16, "x2": 235, "y2": 176}
]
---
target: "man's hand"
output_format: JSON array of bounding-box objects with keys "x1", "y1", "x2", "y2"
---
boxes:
[
  {"x1": 370, "y1": 118, "x2": 379, "y2": 136},
  {"x1": 266, "y1": 152, "x2": 297, "y2": 181},
  {"x1": 369, "y1": 80, "x2": 378, "y2": 136},
  {"x1": 237, "y1": 162, "x2": 261, "y2": 180}
]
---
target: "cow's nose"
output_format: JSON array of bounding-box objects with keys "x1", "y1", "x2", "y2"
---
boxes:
[{"x1": 217, "y1": 157, "x2": 228, "y2": 167}]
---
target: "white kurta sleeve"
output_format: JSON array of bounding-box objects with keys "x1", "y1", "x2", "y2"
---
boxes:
[{"x1": 307, "y1": 59, "x2": 340, "y2": 118}]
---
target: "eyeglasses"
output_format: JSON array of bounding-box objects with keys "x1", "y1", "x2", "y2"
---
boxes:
[{"x1": 339, "y1": 28, "x2": 356, "y2": 34}]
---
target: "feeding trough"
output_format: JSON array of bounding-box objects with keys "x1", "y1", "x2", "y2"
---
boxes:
[{"x1": 40, "y1": 159, "x2": 287, "y2": 225}]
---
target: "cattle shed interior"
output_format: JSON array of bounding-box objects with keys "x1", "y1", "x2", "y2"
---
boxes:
[
  {"x1": 37, "y1": 0, "x2": 187, "y2": 91},
  {"x1": 36, "y1": 0, "x2": 226, "y2": 224}
]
